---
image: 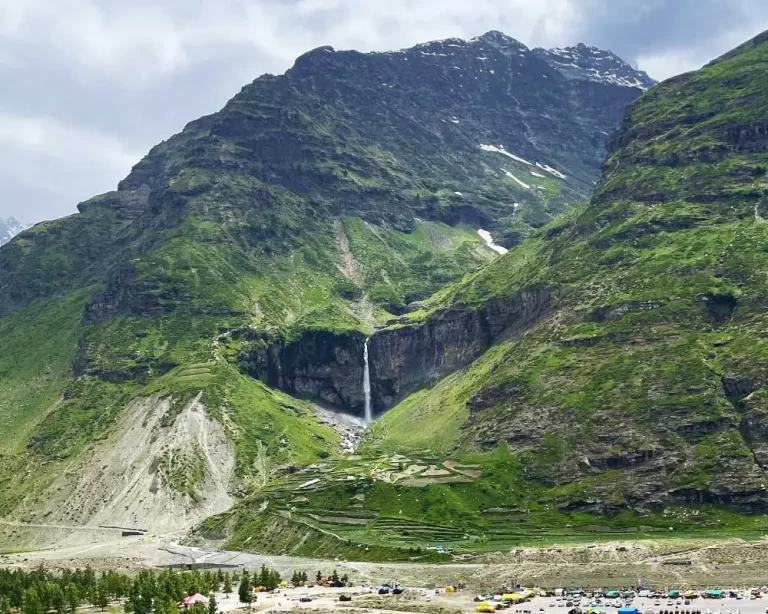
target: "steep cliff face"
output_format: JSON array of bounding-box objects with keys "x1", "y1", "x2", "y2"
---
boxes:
[
  {"x1": 369, "y1": 286, "x2": 553, "y2": 412},
  {"x1": 238, "y1": 328, "x2": 367, "y2": 412}
]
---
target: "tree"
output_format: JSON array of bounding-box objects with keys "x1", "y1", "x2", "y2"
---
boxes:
[
  {"x1": 23, "y1": 588, "x2": 43, "y2": 614},
  {"x1": 208, "y1": 594, "x2": 217, "y2": 614},
  {"x1": 270, "y1": 571, "x2": 281, "y2": 591},
  {"x1": 65, "y1": 584, "x2": 80, "y2": 614},
  {"x1": 341, "y1": 574, "x2": 349, "y2": 586},
  {"x1": 96, "y1": 578, "x2": 110, "y2": 611},
  {"x1": 257, "y1": 566, "x2": 268, "y2": 590},
  {"x1": 316, "y1": 571, "x2": 322, "y2": 584},
  {"x1": 223, "y1": 574, "x2": 232, "y2": 597},
  {"x1": 331, "y1": 570, "x2": 340, "y2": 585},
  {"x1": 237, "y1": 576, "x2": 252, "y2": 608},
  {"x1": 50, "y1": 584, "x2": 66, "y2": 614}
]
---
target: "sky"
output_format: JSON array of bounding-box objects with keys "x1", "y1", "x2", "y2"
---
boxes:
[{"x1": 2, "y1": 0, "x2": 768, "y2": 225}]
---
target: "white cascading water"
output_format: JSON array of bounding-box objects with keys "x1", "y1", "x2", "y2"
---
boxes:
[{"x1": 363, "y1": 337, "x2": 372, "y2": 424}]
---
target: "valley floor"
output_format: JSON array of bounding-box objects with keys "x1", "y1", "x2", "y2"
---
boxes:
[{"x1": 4, "y1": 528, "x2": 768, "y2": 588}]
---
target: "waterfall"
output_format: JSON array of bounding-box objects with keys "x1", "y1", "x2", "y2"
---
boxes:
[{"x1": 363, "y1": 337, "x2": 372, "y2": 424}]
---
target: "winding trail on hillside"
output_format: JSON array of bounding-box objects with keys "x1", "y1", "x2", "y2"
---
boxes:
[{"x1": 0, "y1": 520, "x2": 129, "y2": 532}]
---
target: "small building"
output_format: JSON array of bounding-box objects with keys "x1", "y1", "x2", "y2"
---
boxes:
[{"x1": 183, "y1": 594, "x2": 209, "y2": 608}]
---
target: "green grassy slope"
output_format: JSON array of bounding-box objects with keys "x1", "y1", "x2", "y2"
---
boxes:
[
  {"x1": 0, "y1": 34, "x2": 648, "y2": 535},
  {"x1": 357, "y1": 30, "x2": 768, "y2": 527}
]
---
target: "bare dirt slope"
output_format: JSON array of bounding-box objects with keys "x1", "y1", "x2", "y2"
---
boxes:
[{"x1": 11, "y1": 393, "x2": 235, "y2": 541}]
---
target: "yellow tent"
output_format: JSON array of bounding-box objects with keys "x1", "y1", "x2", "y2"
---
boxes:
[
  {"x1": 445, "y1": 586, "x2": 456, "y2": 593},
  {"x1": 502, "y1": 594, "x2": 526, "y2": 602},
  {"x1": 476, "y1": 603, "x2": 496, "y2": 613}
]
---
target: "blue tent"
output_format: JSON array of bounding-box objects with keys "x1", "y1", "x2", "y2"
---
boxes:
[{"x1": 618, "y1": 608, "x2": 639, "y2": 614}]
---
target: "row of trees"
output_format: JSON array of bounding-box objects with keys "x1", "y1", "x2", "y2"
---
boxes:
[
  {"x1": 0, "y1": 565, "x2": 286, "y2": 614},
  {"x1": 1, "y1": 565, "x2": 352, "y2": 614},
  {"x1": 288, "y1": 569, "x2": 348, "y2": 587}
]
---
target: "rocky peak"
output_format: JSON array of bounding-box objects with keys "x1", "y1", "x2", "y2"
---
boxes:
[
  {"x1": 0, "y1": 217, "x2": 26, "y2": 247},
  {"x1": 534, "y1": 43, "x2": 656, "y2": 90},
  {"x1": 471, "y1": 30, "x2": 529, "y2": 50}
]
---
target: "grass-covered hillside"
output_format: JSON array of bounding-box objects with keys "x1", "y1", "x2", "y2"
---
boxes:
[
  {"x1": 364, "y1": 29, "x2": 768, "y2": 516},
  {"x1": 197, "y1": 31, "x2": 768, "y2": 558},
  {"x1": 0, "y1": 32, "x2": 645, "y2": 529}
]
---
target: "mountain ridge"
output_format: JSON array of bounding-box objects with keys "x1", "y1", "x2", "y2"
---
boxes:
[{"x1": 0, "y1": 31, "x2": 656, "y2": 551}]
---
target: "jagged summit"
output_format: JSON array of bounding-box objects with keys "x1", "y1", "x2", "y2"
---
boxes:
[
  {"x1": 0, "y1": 217, "x2": 25, "y2": 247},
  {"x1": 534, "y1": 43, "x2": 656, "y2": 90},
  {"x1": 293, "y1": 32, "x2": 653, "y2": 93}
]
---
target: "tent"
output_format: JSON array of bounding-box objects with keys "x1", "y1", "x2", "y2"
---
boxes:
[
  {"x1": 618, "y1": 608, "x2": 639, "y2": 614},
  {"x1": 606, "y1": 591, "x2": 620, "y2": 598},
  {"x1": 502, "y1": 594, "x2": 525, "y2": 602},
  {"x1": 669, "y1": 591, "x2": 680, "y2": 598},
  {"x1": 476, "y1": 602, "x2": 496, "y2": 613},
  {"x1": 183, "y1": 594, "x2": 209, "y2": 607},
  {"x1": 705, "y1": 590, "x2": 723, "y2": 598}
]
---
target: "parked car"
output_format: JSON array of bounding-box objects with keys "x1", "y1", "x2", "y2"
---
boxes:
[{"x1": 299, "y1": 597, "x2": 312, "y2": 603}]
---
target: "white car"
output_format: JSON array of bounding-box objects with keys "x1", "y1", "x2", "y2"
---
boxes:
[{"x1": 549, "y1": 603, "x2": 556, "y2": 608}]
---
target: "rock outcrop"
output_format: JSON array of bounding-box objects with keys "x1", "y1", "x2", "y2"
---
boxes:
[{"x1": 368, "y1": 286, "x2": 553, "y2": 412}]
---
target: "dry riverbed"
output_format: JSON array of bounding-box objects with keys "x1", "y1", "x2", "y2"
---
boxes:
[{"x1": 4, "y1": 531, "x2": 768, "y2": 589}]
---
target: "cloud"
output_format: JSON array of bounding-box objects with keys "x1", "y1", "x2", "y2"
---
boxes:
[
  {"x1": 0, "y1": 111, "x2": 140, "y2": 220},
  {"x1": 0, "y1": 0, "x2": 577, "y2": 84},
  {"x1": 0, "y1": 111, "x2": 139, "y2": 170},
  {"x1": 1, "y1": 0, "x2": 768, "y2": 223}
]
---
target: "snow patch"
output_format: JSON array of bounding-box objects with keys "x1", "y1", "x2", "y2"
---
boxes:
[
  {"x1": 477, "y1": 229, "x2": 508, "y2": 255},
  {"x1": 535, "y1": 161, "x2": 567, "y2": 179},
  {"x1": 454, "y1": 191, "x2": 463, "y2": 196},
  {"x1": 503, "y1": 169, "x2": 531, "y2": 189},
  {"x1": 530, "y1": 170, "x2": 546, "y2": 178},
  {"x1": 479, "y1": 144, "x2": 533, "y2": 166}
]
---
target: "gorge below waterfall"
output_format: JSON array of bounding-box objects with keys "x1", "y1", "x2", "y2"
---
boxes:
[{"x1": 235, "y1": 285, "x2": 553, "y2": 420}]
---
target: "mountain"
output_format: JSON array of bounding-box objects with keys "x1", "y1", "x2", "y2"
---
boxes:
[
  {"x1": 534, "y1": 43, "x2": 656, "y2": 90},
  {"x1": 195, "y1": 30, "x2": 768, "y2": 558},
  {"x1": 351, "y1": 30, "x2": 768, "y2": 523},
  {"x1": 0, "y1": 32, "x2": 649, "y2": 550},
  {"x1": 0, "y1": 217, "x2": 25, "y2": 246}
]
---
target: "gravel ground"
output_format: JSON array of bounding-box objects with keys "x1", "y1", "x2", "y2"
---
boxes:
[{"x1": 5, "y1": 535, "x2": 768, "y2": 591}]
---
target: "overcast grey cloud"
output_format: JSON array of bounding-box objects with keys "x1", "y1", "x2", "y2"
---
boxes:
[{"x1": 2, "y1": 0, "x2": 768, "y2": 225}]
